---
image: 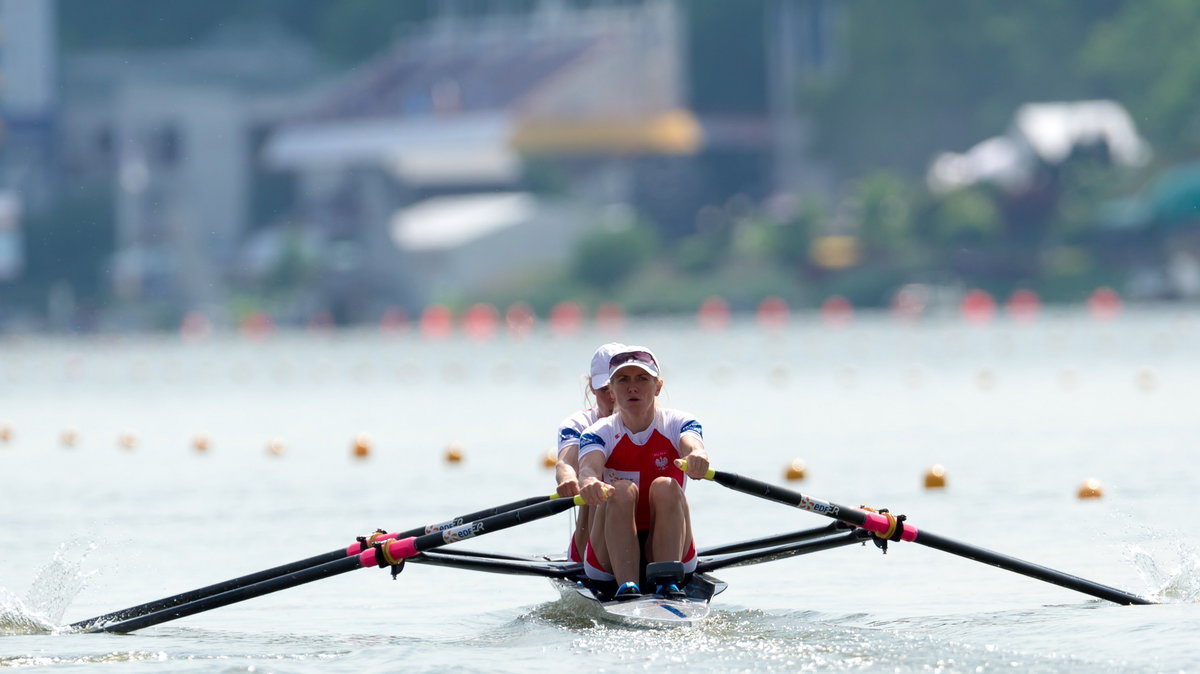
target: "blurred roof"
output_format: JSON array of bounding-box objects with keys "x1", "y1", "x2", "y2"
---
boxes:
[
  {"x1": 265, "y1": 0, "x2": 701, "y2": 182},
  {"x1": 391, "y1": 192, "x2": 537, "y2": 251}
]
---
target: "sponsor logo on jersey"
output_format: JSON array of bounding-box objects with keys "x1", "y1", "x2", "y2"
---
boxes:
[
  {"x1": 559, "y1": 428, "x2": 580, "y2": 443},
  {"x1": 681, "y1": 420, "x2": 703, "y2": 437},
  {"x1": 579, "y1": 432, "x2": 606, "y2": 449}
]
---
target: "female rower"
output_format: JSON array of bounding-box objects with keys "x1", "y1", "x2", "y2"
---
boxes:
[
  {"x1": 577, "y1": 346, "x2": 709, "y2": 599},
  {"x1": 554, "y1": 342, "x2": 625, "y2": 563}
]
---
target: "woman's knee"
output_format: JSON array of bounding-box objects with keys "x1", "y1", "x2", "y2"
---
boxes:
[{"x1": 649, "y1": 476, "x2": 683, "y2": 499}]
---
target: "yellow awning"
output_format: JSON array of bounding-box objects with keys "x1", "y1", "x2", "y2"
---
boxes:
[{"x1": 511, "y1": 109, "x2": 702, "y2": 156}]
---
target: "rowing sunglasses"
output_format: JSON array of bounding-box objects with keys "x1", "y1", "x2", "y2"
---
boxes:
[{"x1": 609, "y1": 350, "x2": 657, "y2": 369}]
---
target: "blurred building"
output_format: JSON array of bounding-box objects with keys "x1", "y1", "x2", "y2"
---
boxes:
[
  {"x1": 50, "y1": 0, "x2": 837, "y2": 325},
  {"x1": 60, "y1": 23, "x2": 329, "y2": 318},
  {"x1": 0, "y1": 0, "x2": 57, "y2": 281},
  {"x1": 265, "y1": 0, "x2": 839, "y2": 320}
]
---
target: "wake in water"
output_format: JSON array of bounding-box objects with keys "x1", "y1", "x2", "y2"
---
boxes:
[{"x1": 0, "y1": 544, "x2": 96, "y2": 635}]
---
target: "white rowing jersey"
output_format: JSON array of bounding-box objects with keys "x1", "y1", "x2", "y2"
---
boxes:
[
  {"x1": 578, "y1": 408, "x2": 703, "y2": 529},
  {"x1": 556, "y1": 408, "x2": 603, "y2": 455}
]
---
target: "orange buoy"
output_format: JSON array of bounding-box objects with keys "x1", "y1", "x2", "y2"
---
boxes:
[
  {"x1": 118, "y1": 430, "x2": 138, "y2": 450},
  {"x1": 548, "y1": 301, "x2": 584, "y2": 336},
  {"x1": 542, "y1": 448, "x2": 558, "y2": 469},
  {"x1": 924, "y1": 464, "x2": 947, "y2": 489},
  {"x1": 380, "y1": 307, "x2": 410, "y2": 335},
  {"x1": 960, "y1": 289, "x2": 996, "y2": 325},
  {"x1": 352, "y1": 432, "x2": 372, "y2": 459},
  {"x1": 756, "y1": 296, "x2": 790, "y2": 330},
  {"x1": 267, "y1": 437, "x2": 286, "y2": 456},
  {"x1": 975, "y1": 368, "x2": 996, "y2": 390},
  {"x1": 1006, "y1": 289, "x2": 1042, "y2": 323},
  {"x1": 462, "y1": 303, "x2": 499, "y2": 341},
  {"x1": 240, "y1": 311, "x2": 274, "y2": 340},
  {"x1": 890, "y1": 284, "x2": 926, "y2": 322},
  {"x1": 1077, "y1": 478, "x2": 1103, "y2": 499},
  {"x1": 1087, "y1": 287, "x2": 1122, "y2": 321},
  {"x1": 61, "y1": 428, "x2": 78, "y2": 448},
  {"x1": 1135, "y1": 369, "x2": 1157, "y2": 392},
  {"x1": 785, "y1": 459, "x2": 807, "y2": 481},
  {"x1": 820, "y1": 296, "x2": 854, "y2": 327},
  {"x1": 192, "y1": 433, "x2": 211, "y2": 453},
  {"x1": 420, "y1": 304, "x2": 454, "y2": 340},
  {"x1": 595, "y1": 301, "x2": 626, "y2": 333},
  {"x1": 505, "y1": 302, "x2": 536, "y2": 339},
  {"x1": 179, "y1": 311, "x2": 213, "y2": 342},
  {"x1": 697, "y1": 296, "x2": 731, "y2": 331},
  {"x1": 445, "y1": 443, "x2": 464, "y2": 463},
  {"x1": 0, "y1": 422, "x2": 11, "y2": 444}
]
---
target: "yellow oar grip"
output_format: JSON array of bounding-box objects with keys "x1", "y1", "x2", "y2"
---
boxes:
[
  {"x1": 548, "y1": 493, "x2": 587, "y2": 505},
  {"x1": 676, "y1": 460, "x2": 716, "y2": 480}
]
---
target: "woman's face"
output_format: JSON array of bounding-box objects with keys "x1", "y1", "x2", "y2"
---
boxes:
[
  {"x1": 609, "y1": 365, "x2": 661, "y2": 416},
  {"x1": 592, "y1": 385, "x2": 615, "y2": 412}
]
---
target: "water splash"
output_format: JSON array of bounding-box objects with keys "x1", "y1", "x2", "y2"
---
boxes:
[
  {"x1": 0, "y1": 543, "x2": 96, "y2": 634},
  {"x1": 0, "y1": 588, "x2": 56, "y2": 634},
  {"x1": 1127, "y1": 541, "x2": 1200, "y2": 602}
]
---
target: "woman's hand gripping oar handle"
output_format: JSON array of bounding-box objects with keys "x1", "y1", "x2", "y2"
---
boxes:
[{"x1": 679, "y1": 461, "x2": 1154, "y2": 606}]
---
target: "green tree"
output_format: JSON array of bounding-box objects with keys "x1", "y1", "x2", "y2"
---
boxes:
[
  {"x1": 571, "y1": 220, "x2": 658, "y2": 291},
  {"x1": 1079, "y1": 0, "x2": 1200, "y2": 159}
]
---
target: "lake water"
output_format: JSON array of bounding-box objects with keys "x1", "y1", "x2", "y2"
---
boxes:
[{"x1": 3, "y1": 307, "x2": 1200, "y2": 672}]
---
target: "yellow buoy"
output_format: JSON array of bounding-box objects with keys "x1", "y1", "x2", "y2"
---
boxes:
[
  {"x1": 192, "y1": 433, "x2": 211, "y2": 452},
  {"x1": 785, "y1": 459, "x2": 807, "y2": 481},
  {"x1": 61, "y1": 428, "x2": 78, "y2": 448},
  {"x1": 118, "y1": 430, "x2": 138, "y2": 450},
  {"x1": 267, "y1": 437, "x2": 286, "y2": 456},
  {"x1": 1135, "y1": 369, "x2": 1157, "y2": 392},
  {"x1": 924, "y1": 464, "x2": 947, "y2": 489},
  {"x1": 542, "y1": 448, "x2": 558, "y2": 469},
  {"x1": 1077, "y1": 478, "x2": 1103, "y2": 499},
  {"x1": 445, "y1": 443, "x2": 464, "y2": 463},
  {"x1": 352, "y1": 432, "x2": 372, "y2": 459}
]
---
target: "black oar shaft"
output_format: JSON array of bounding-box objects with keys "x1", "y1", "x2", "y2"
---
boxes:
[
  {"x1": 91, "y1": 556, "x2": 365, "y2": 633},
  {"x1": 699, "y1": 524, "x2": 842, "y2": 556},
  {"x1": 915, "y1": 529, "x2": 1153, "y2": 605},
  {"x1": 704, "y1": 468, "x2": 1153, "y2": 606},
  {"x1": 90, "y1": 496, "x2": 579, "y2": 633},
  {"x1": 71, "y1": 494, "x2": 554, "y2": 630},
  {"x1": 69, "y1": 550, "x2": 345, "y2": 631}
]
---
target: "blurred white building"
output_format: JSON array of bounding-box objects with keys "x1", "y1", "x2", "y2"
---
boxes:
[{"x1": 60, "y1": 23, "x2": 329, "y2": 316}]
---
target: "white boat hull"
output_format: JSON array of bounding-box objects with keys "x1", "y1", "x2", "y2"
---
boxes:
[{"x1": 551, "y1": 573, "x2": 726, "y2": 628}]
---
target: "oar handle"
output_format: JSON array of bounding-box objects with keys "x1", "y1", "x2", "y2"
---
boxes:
[
  {"x1": 345, "y1": 493, "x2": 558, "y2": 554},
  {"x1": 678, "y1": 460, "x2": 910, "y2": 539},
  {"x1": 362, "y1": 495, "x2": 584, "y2": 568}
]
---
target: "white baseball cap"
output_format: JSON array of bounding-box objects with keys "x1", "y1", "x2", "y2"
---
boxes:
[
  {"x1": 607, "y1": 345, "x2": 659, "y2": 379},
  {"x1": 589, "y1": 342, "x2": 627, "y2": 389}
]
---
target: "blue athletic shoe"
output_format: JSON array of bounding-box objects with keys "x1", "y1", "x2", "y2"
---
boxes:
[
  {"x1": 655, "y1": 583, "x2": 686, "y2": 599},
  {"x1": 613, "y1": 581, "x2": 642, "y2": 601}
]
